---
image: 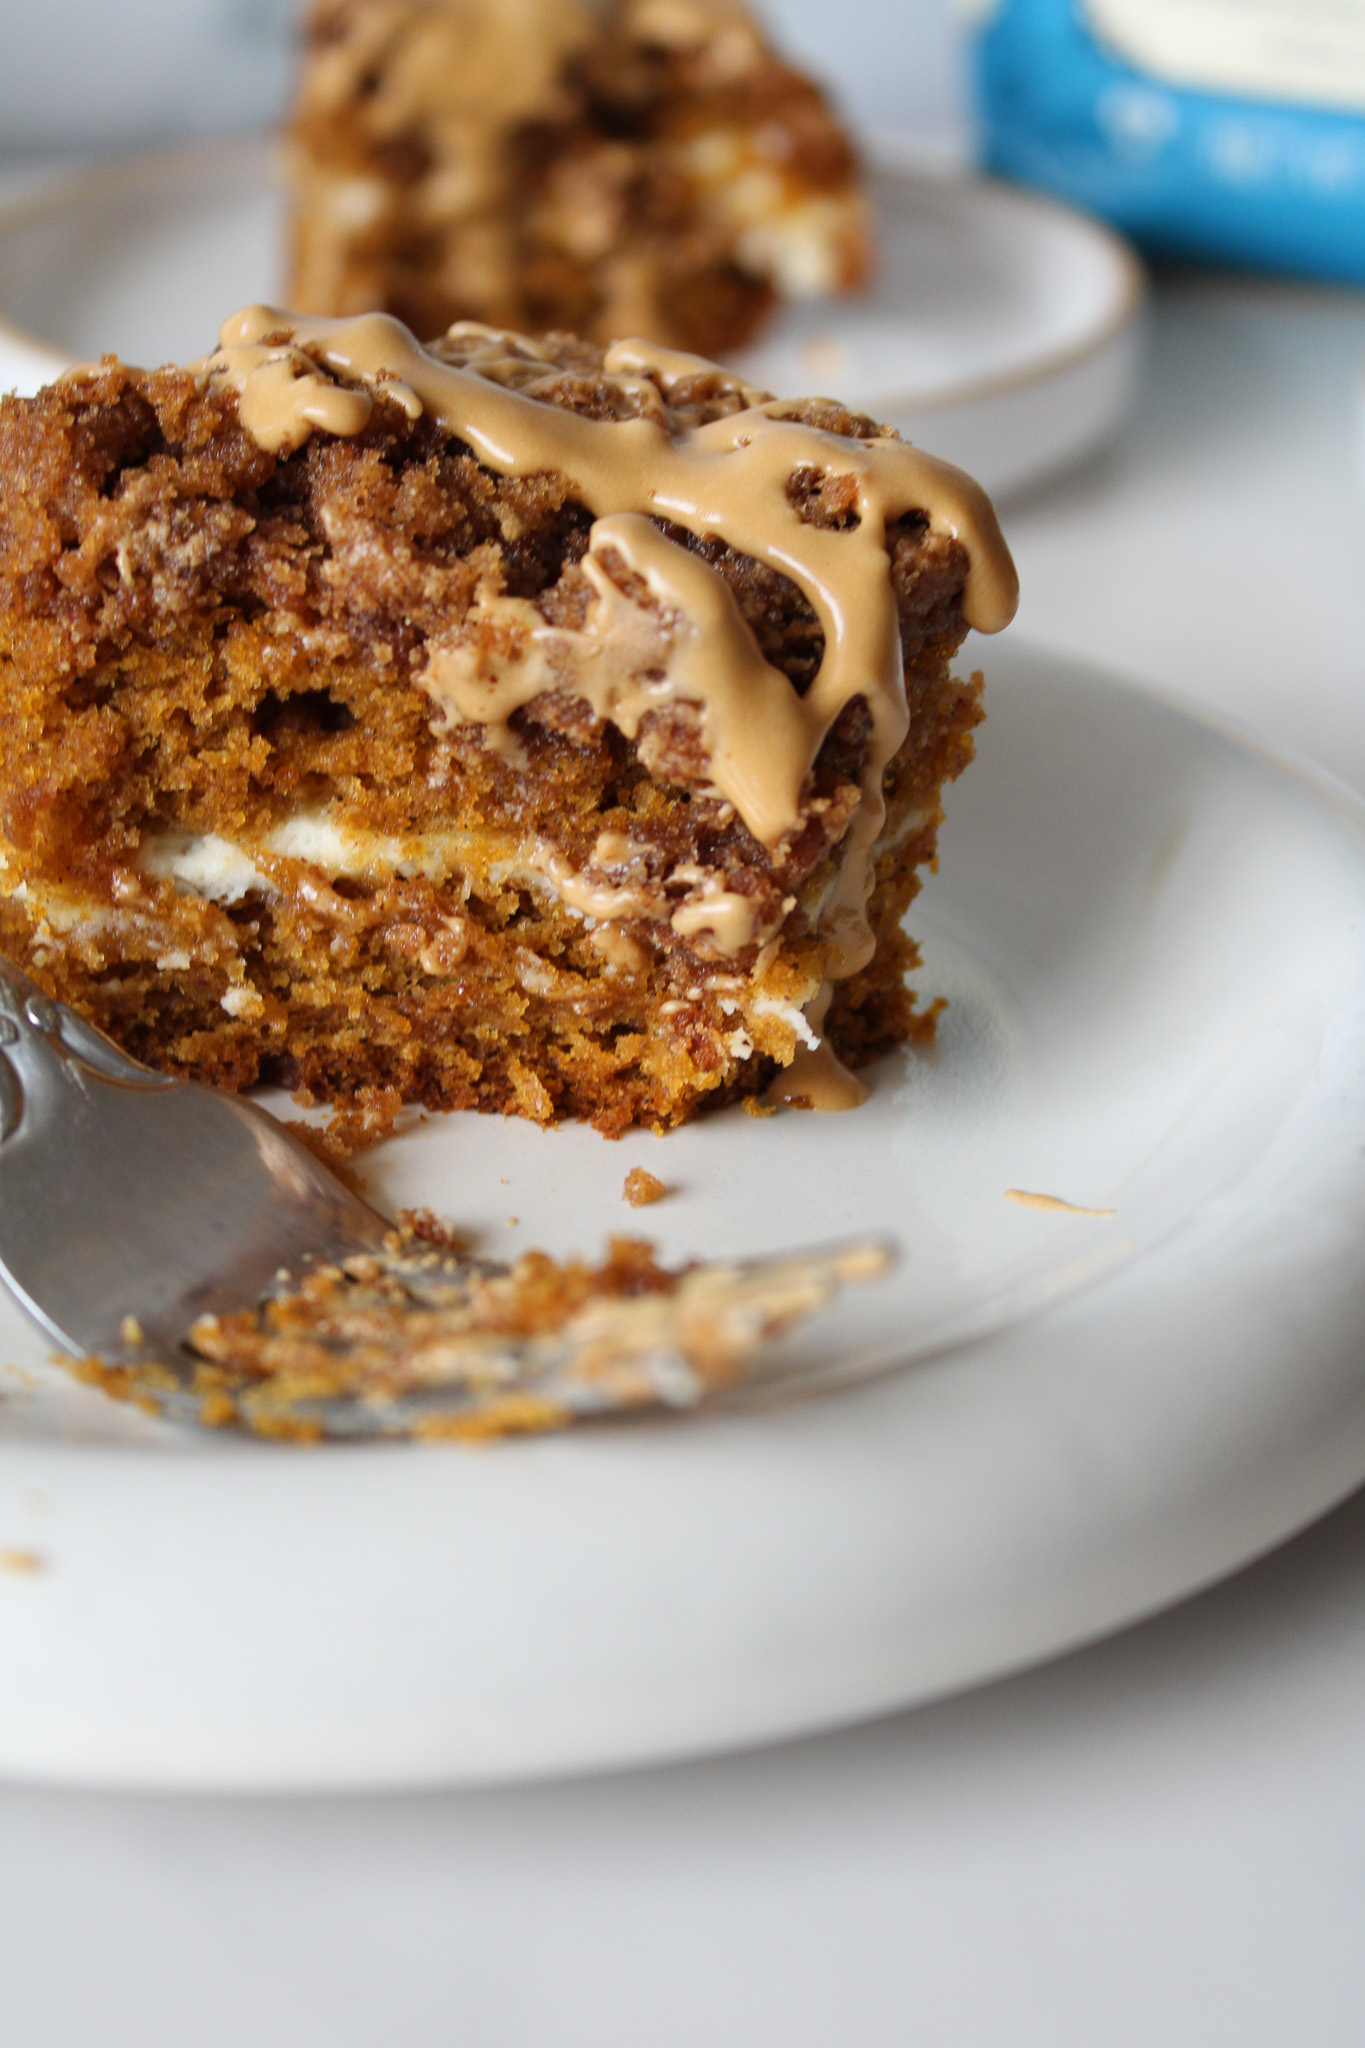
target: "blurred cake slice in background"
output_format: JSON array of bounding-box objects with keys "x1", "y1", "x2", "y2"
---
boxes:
[{"x1": 286, "y1": 0, "x2": 872, "y2": 356}]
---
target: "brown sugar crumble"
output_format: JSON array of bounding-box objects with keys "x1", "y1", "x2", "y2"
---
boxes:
[
  {"x1": 623, "y1": 1166, "x2": 669, "y2": 1206},
  {"x1": 0, "y1": 306, "x2": 1015, "y2": 1142}
]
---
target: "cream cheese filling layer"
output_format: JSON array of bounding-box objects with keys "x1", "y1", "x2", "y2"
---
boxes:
[
  {"x1": 135, "y1": 810, "x2": 781, "y2": 961},
  {"x1": 2, "y1": 831, "x2": 822, "y2": 1059}
]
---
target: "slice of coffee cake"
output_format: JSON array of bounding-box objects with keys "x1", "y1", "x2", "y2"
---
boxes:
[
  {"x1": 0, "y1": 308, "x2": 1015, "y2": 1137},
  {"x1": 287, "y1": 0, "x2": 872, "y2": 355}
]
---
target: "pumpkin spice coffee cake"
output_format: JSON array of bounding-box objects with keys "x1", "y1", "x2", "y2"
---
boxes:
[
  {"x1": 0, "y1": 307, "x2": 1016, "y2": 1141},
  {"x1": 287, "y1": 0, "x2": 872, "y2": 355}
]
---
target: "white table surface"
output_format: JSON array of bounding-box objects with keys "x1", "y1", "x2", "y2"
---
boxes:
[{"x1": 3, "y1": 247, "x2": 1365, "y2": 2043}]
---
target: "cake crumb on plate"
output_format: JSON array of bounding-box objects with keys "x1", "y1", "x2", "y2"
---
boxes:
[{"x1": 1, "y1": 1548, "x2": 45, "y2": 1575}]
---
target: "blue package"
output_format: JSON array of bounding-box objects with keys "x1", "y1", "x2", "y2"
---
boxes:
[{"x1": 971, "y1": 0, "x2": 1365, "y2": 285}]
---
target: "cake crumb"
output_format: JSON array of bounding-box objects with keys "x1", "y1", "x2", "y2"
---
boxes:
[
  {"x1": 398, "y1": 1207, "x2": 470, "y2": 1253},
  {"x1": 1005, "y1": 1188, "x2": 1115, "y2": 1219},
  {"x1": 1, "y1": 1548, "x2": 44, "y2": 1575},
  {"x1": 624, "y1": 1168, "x2": 670, "y2": 1207},
  {"x1": 742, "y1": 1097, "x2": 779, "y2": 1119},
  {"x1": 325, "y1": 1086, "x2": 403, "y2": 1157},
  {"x1": 76, "y1": 1220, "x2": 891, "y2": 1440},
  {"x1": 282, "y1": 1119, "x2": 365, "y2": 1193}
]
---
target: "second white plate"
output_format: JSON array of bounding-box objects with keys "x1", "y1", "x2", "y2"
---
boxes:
[{"x1": 0, "y1": 139, "x2": 1144, "y2": 498}]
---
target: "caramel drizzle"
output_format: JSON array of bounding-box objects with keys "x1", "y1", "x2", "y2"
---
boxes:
[
  {"x1": 420, "y1": 512, "x2": 823, "y2": 847},
  {"x1": 761, "y1": 981, "x2": 868, "y2": 1111},
  {"x1": 197, "y1": 305, "x2": 1017, "y2": 979}
]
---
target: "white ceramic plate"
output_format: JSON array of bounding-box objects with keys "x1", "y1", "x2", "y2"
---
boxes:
[
  {"x1": 3, "y1": 638, "x2": 1365, "y2": 1790},
  {"x1": 0, "y1": 138, "x2": 1144, "y2": 499}
]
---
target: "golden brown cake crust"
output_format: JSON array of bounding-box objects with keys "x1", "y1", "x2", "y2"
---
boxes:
[{"x1": 0, "y1": 327, "x2": 987, "y2": 1138}]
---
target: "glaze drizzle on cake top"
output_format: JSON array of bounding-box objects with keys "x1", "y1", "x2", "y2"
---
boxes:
[{"x1": 195, "y1": 304, "x2": 1017, "y2": 984}]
